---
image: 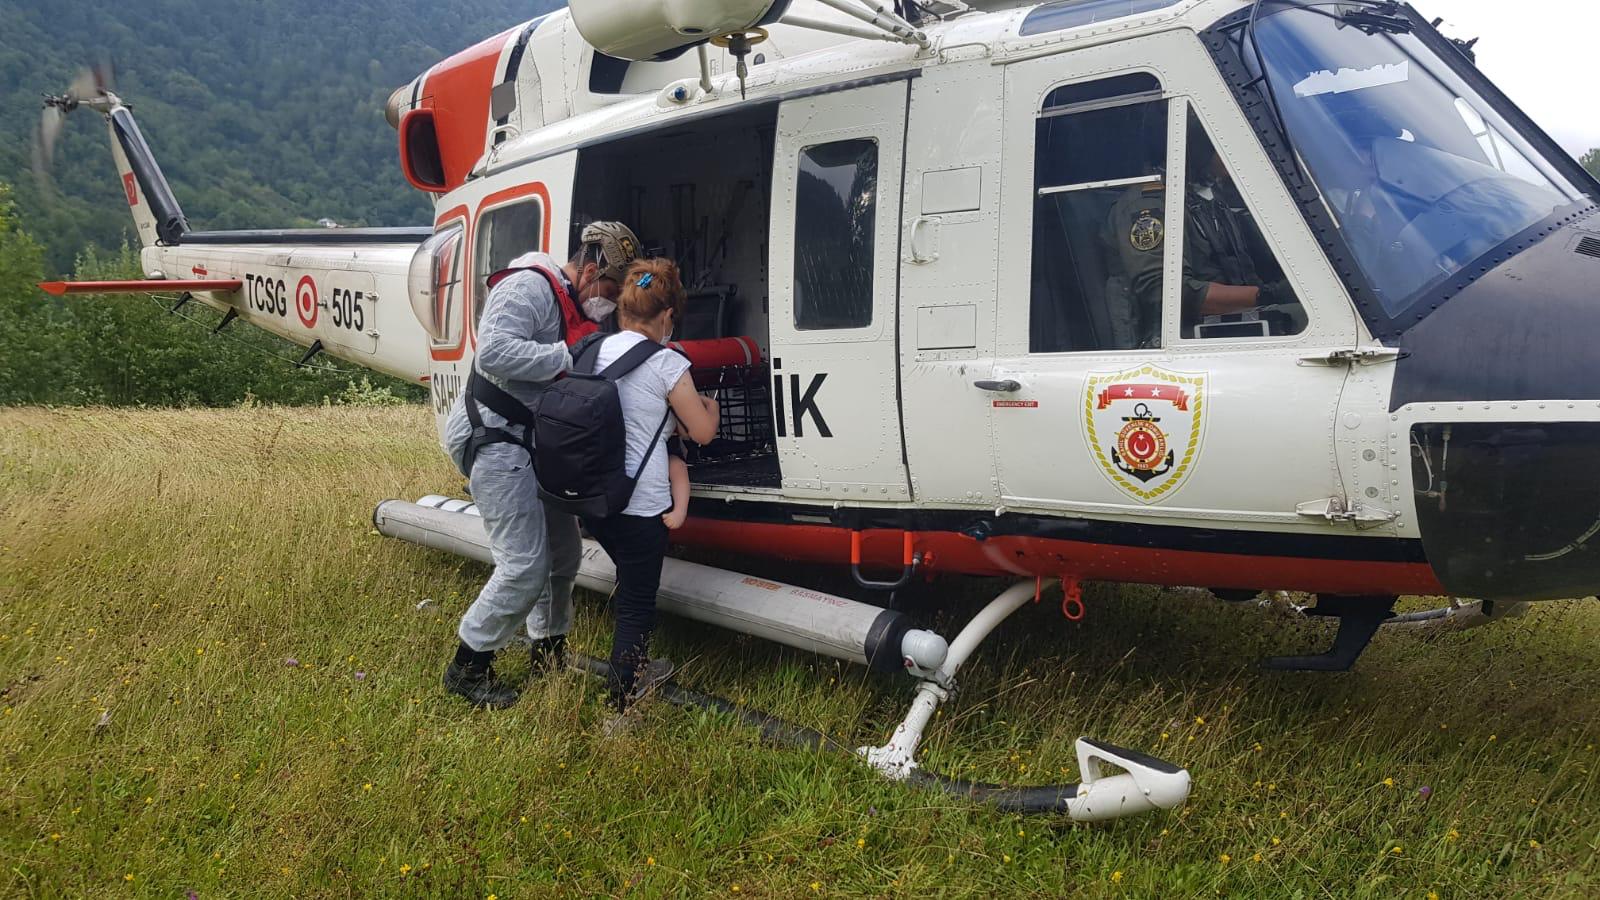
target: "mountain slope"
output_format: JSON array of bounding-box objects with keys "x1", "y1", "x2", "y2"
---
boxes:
[{"x1": 0, "y1": 0, "x2": 561, "y2": 272}]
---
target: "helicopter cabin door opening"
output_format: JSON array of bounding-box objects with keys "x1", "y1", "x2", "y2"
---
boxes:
[{"x1": 571, "y1": 103, "x2": 782, "y2": 490}]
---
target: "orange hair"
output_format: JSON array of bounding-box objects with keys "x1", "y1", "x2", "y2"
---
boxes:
[{"x1": 617, "y1": 258, "x2": 686, "y2": 325}]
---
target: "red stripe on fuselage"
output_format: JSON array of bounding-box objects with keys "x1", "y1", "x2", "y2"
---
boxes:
[
  {"x1": 417, "y1": 28, "x2": 518, "y2": 191},
  {"x1": 673, "y1": 519, "x2": 1445, "y2": 597}
]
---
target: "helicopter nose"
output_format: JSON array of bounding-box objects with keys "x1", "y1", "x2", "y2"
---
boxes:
[{"x1": 1394, "y1": 211, "x2": 1600, "y2": 602}]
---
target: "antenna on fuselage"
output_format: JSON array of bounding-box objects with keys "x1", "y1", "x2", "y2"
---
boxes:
[{"x1": 709, "y1": 28, "x2": 769, "y2": 99}]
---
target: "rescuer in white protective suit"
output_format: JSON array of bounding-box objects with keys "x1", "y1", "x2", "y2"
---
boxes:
[{"x1": 440, "y1": 222, "x2": 641, "y2": 709}]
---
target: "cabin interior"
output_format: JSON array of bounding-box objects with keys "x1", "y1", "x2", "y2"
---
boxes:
[{"x1": 571, "y1": 104, "x2": 783, "y2": 489}]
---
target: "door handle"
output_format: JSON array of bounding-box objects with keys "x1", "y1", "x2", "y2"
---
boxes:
[{"x1": 973, "y1": 379, "x2": 1021, "y2": 393}]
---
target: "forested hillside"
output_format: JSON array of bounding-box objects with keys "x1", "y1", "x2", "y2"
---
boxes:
[{"x1": 1, "y1": 0, "x2": 559, "y2": 273}]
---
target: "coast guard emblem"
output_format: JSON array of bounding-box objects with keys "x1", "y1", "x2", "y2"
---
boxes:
[
  {"x1": 1084, "y1": 364, "x2": 1207, "y2": 503},
  {"x1": 1129, "y1": 210, "x2": 1163, "y2": 252}
]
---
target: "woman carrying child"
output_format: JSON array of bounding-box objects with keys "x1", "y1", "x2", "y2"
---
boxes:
[{"x1": 586, "y1": 259, "x2": 718, "y2": 723}]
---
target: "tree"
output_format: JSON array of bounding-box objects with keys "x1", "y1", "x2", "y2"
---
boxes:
[
  {"x1": 0, "y1": 183, "x2": 54, "y2": 404},
  {"x1": 1583, "y1": 148, "x2": 1600, "y2": 182}
]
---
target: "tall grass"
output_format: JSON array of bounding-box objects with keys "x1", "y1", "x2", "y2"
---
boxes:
[{"x1": 1, "y1": 406, "x2": 1595, "y2": 897}]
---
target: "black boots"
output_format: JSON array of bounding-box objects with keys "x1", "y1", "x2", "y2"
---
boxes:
[
  {"x1": 443, "y1": 642, "x2": 519, "y2": 709},
  {"x1": 529, "y1": 634, "x2": 567, "y2": 676}
]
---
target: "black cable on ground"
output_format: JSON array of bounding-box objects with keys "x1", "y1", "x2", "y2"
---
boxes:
[{"x1": 569, "y1": 653, "x2": 1084, "y2": 815}]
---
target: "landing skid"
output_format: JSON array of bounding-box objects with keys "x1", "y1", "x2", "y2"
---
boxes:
[
  {"x1": 1261, "y1": 594, "x2": 1396, "y2": 672},
  {"x1": 859, "y1": 580, "x2": 1192, "y2": 822}
]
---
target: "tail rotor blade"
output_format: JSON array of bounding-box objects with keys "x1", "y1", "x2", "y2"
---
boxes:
[
  {"x1": 67, "y1": 67, "x2": 99, "y2": 102},
  {"x1": 33, "y1": 106, "x2": 65, "y2": 186}
]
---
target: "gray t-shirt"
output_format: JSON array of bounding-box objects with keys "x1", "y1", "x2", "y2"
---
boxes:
[{"x1": 593, "y1": 330, "x2": 693, "y2": 517}]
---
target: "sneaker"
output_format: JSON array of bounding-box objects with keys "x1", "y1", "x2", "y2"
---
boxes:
[
  {"x1": 628, "y1": 657, "x2": 675, "y2": 703},
  {"x1": 443, "y1": 660, "x2": 520, "y2": 709},
  {"x1": 528, "y1": 634, "x2": 567, "y2": 677}
]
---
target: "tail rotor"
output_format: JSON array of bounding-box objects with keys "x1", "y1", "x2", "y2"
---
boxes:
[{"x1": 34, "y1": 62, "x2": 118, "y2": 186}]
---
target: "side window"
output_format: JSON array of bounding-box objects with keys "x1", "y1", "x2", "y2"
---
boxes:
[
  {"x1": 1180, "y1": 110, "x2": 1307, "y2": 339},
  {"x1": 474, "y1": 199, "x2": 544, "y2": 328},
  {"x1": 1031, "y1": 74, "x2": 1167, "y2": 353},
  {"x1": 407, "y1": 220, "x2": 465, "y2": 347},
  {"x1": 794, "y1": 139, "x2": 877, "y2": 330}
]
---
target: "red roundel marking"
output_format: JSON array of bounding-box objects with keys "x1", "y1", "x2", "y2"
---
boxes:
[{"x1": 295, "y1": 276, "x2": 319, "y2": 328}]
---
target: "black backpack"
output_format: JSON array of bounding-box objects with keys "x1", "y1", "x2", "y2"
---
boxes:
[{"x1": 534, "y1": 337, "x2": 670, "y2": 519}]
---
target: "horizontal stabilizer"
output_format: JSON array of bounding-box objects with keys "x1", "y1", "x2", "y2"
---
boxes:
[{"x1": 39, "y1": 279, "x2": 243, "y2": 296}]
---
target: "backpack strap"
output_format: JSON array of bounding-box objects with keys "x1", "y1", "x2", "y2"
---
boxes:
[
  {"x1": 461, "y1": 367, "x2": 536, "y2": 474},
  {"x1": 484, "y1": 263, "x2": 601, "y2": 347},
  {"x1": 598, "y1": 339, "x2": 666, "y2": 381},
  {"x1": 631, "y1": 408, "x2": 673, "y2": 484}
]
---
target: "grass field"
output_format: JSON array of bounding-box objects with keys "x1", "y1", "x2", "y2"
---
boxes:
[{"x1": 1, "y1": 406, "x2": 1596, "y2": 898}]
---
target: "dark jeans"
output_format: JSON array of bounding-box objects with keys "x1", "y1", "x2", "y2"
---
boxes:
[{"x1": 583, "y1": 513, "x2": 669, "y2": 709}]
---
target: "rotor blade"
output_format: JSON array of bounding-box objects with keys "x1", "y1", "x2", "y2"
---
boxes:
[
  {"x1": 33, "y1": 106, "x2": 64, "y2": 184},
  {"x1": 67, "y1": 67, "x2": 98, "y2": 102},
  {"x1": 94, "y1": 59, "x2": 115, "y2": 93}
]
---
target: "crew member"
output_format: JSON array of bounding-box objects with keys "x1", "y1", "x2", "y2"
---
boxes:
[
  {"x1": 1109, "y1": 126, "x2": 1293, "y2": 338},
  {"x1": 440, "y1": 221, "x2": 642, "y2": 709}
]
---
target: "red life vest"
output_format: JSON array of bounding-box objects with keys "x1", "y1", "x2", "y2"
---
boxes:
[{"x1": 484, "y1": 263, "x2": 599, "y2": 346}]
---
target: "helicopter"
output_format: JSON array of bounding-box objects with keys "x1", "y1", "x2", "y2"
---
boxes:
[{"x1": 36, "y1": 0, "x2": 1600, "y2": 819}]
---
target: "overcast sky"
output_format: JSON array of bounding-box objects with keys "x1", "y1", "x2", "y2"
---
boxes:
[{"x1": 1411, "y1": 0, "x2": 1600, "y2": 157}]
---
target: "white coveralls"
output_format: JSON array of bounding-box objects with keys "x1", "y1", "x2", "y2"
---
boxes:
[{"x1": 442, "y1": 252, "x2": 582, "y2": 652}]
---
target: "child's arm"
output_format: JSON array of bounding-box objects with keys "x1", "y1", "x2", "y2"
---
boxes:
[{"x1": 663, "y1": 455, "x2": 690, "y2": 530}]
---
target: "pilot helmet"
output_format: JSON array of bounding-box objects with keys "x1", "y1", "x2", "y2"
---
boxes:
[{"x1": 579, "y1": 221, "x2": 642, "y2": 283}]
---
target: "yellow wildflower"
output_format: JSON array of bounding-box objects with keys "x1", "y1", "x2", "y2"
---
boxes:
[
  {"x1": 49, "y1": 833, "x2": 61, "y2": 841},
  {"x1": 731, "y1": 885, "x2": 741, "y2": 893},
  {"x1": 855, "y1": 838, "x2": 865, "y2": 849},
  {"x1": 124, "y1": 874, "x2": 134, "y2": 882},
  {"x1": 400, "y1": 864, "x2": 412, "y2": 875},
  {"x1": 1195, "y1": 716, "x2": 1206, "y2": 725},
  {"x1": 1252, "y1": 853, "x2": 1263, "y2": 863},
  {"x1": 1428, "y1": 893, "x2": 1439, "y2": 900},
  {"x1": 1391, "y1": 846, "x2": 1403, "y2": 855},
  {"x1": 811, "y1": 882, "x2": 821, "y2": 892},
  {"x1": 1447, "y1": 828, "x2": 1460, "y2": 841},
  {"x1": 1002, "y1": 854, "x2": 1012, "y2": 864},
  {"x1": 647, "y1": 857, "x2": 655, "y2": 866},
  {"x1": 1219, "y1": 854, "x2": 1231, "y2": 864},
  {"x1": 1381, "y1": 777, "x2": 1394, "y2": 788},
  {"x1": 1529, "y1": 839, "x2": 1541, "y2": 849},
  {"x1": 1111, "y1": 870, "x2": 1123, "y2": 883},
  {"x1": 363, "y1": 783, "x2": 373, "y2": 792},
  {"x1": 1270, "y1": 837, "x2": 1281, "y2": 846}
]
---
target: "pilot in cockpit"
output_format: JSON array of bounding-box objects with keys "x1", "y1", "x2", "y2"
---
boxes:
[{"x1": 1110, "y1": 114, "x2": 1304, "y2": 339}]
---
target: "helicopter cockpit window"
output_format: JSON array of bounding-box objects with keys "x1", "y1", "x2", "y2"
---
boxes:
[
  {"x1": 1246, "y1": 4, "x2": 1585, "y2": 320},
  {"x1": 473, "y1": 198, "x2": 545, "y2": 330},
  {"x1": 794, "y1": 139, "x2": 878, "y2": 331},
  {"x1": 1030, "y1": 76, "x2": 1166, "y2": 353},
  {"x1": 1019, "y1": 0, "x2": 1184, "y2": 37},
  {"x1": 1178, "y1": 110, "x2": 1306, "y2": 339}
]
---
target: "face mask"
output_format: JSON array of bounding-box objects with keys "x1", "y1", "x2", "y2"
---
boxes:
[{"x1": 581, "y1": 296, "x2": 616, "y2": 322}]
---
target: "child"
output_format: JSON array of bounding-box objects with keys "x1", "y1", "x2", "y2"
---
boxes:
[{"x1": 664, "y1": 452, "x2": 690, "y2": 530}]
